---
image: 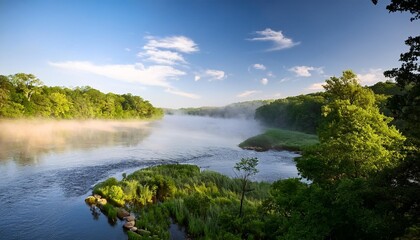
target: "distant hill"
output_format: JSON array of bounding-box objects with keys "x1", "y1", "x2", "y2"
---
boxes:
[{"x1": 168, "y1": 100, "x2": 273, "y2": 119}]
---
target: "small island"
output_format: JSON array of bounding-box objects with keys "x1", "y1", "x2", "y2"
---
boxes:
[
  {"x1": 85, "y1": 163, "x2": 269, "y2": 240},
  {"x1": 239, "y1": 128, "x2": 319, "y2": 152}
]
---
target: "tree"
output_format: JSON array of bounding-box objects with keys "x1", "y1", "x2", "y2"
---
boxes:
[
  {"x1": 49, "y1": 92, "x2": 71, "y2": 118},
  {"x1": 372, "y1": 0, "x2": 419, "y2": 21},
  {"x1": 372, "y1": 2, "x2": 420, "y2": 237},
  {"x1": 234, "y1": 157, "x2": 259, "y2": 217},
  {"x1": 296, "y1": 71, "x2": 405, "y2": 183},
  {"x1": 9, "y1": 73, "x2": 43, "y2": 102}
]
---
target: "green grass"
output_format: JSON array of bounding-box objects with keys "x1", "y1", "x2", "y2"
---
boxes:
[
  {"x1": 239, "y1": 128, "x2": 319, "y2": 152},
  {"x1": 92, "y1": 164, "x2": 271, "y2": 239}
]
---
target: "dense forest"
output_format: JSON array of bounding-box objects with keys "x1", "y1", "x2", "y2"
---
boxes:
[
  {"x1": 254, "y1": 81, "x2": 400, "y2": 134},
  {"x1": 0, "y1": 73, "x2": 163, "y2": 119}
]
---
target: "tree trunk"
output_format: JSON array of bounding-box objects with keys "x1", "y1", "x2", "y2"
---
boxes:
[{"x1": 239, "y1": 180, "x2": 246, "y2": 217}]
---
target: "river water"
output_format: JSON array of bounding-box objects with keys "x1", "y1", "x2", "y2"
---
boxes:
[{"x1": 0, "y1": 115, "x2": 299, "y2": 240}]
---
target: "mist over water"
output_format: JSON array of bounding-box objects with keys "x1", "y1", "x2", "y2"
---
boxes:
[{"x1": 0, "y1": 115, "x2": 299, "y2": 240}]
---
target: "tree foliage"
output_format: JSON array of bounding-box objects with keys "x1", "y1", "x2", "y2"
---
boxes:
[
  {"x1": 296, "y1": 71, "x2": 405, "y2": 183},
  {"x1": 255, "y1": 93, "x2": 326, "y2": 134},
  {"x1": 0, "y1": 73, "x2": 163, "y2": 119}
]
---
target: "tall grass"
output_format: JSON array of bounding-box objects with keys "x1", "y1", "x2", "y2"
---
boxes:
[{"x1": 92, "y1": 164, "x2": 271, "y2": 239}]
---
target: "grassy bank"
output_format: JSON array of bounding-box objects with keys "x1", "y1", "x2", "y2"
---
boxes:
[
  {"x1": 91, "y1": 164, "x2": 271, "y2": 239},
  {"x1": 239, "y1": 128, "x2": 319, "y2": 152}
]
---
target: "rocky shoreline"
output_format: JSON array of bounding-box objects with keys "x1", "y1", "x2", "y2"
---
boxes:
[{"x1": 85, "y1": 194, "x2": 153, "y2": 238}]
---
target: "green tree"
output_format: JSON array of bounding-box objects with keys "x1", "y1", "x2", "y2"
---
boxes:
[
  {"x1": 297, "y1": 71, "x2": 405, "y2": 183},
  {"x1": 234, "y1": 157, "x2": 259, "y2": 217},
  {"x1": 9, "y1": 73, "x2": 43, "y2": 102},
  {"x1": 49, "y1": 92, "x2": 71, "y2": 118}
]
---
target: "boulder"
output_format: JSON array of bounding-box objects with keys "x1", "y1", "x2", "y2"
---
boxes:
[
  {"x1": 117, "y1": 208, "x2": 130, "y2": 219},
  {"x1": 97, "y1": 198, "x2": 107, "y2": 206},
  {"x1": 123, "y1": 221, "x2": 135, "y2": 229},
  {"x1": 85, "y1": 196, "x2": 96, "y2": 205},
  {"x1": 124, "y1": 215, "x2": 135, "y2": 222},
  {"x1": 93, "y1": 194, "x2": 102, "y2": 199}
]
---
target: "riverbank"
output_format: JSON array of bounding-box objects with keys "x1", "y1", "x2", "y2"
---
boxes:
[{"x1": 239, "y1": 128, "x2": 319, "y2": 152}]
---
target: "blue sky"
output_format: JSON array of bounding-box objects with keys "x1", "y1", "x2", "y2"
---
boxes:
[{"x1": 0, "y1": 0, "x2": 418, "y2": 108}]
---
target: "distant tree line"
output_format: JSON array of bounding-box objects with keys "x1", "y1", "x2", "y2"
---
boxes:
[
  {"x1": 254, "y1": 81, "x2": 401, "y2": 134},
  {"x1": 174, "y1": 100, "x2": 272, "y2": 119},
  {"x1": 0, "y1": 73, "x2": 163, "y2": 119}
]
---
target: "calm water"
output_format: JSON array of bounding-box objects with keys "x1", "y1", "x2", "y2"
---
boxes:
[{"x1": 0, "y1": 115, "x2": 299, "y2": 240}]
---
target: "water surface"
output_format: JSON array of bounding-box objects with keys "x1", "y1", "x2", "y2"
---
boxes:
[{"x1": 0, "y1": 115, "x2": 299, "y2": 240}]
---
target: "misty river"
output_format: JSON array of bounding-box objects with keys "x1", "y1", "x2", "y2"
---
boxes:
[{"x1": 0, "y1": 115, "x2": 299, "y2": 240}]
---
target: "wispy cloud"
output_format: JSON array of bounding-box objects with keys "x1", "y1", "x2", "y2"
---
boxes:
[
  {"x1": 289, "y1": 66, "x2": 323, "y2": 77},
  {"x1": 144, "y1": 36, "x2": 199, "y2": 53},
  {"x1": 138, "y1": 49, "x2": 186, "y2": 65},
  {"x1": 49, "y1": 61, "x2": 185, "y2": 88},
  {"x1": 124, "y1": 48, "x2": 131, "y2": 52},
  {"x1": 237, "y1": 90, "x2": 260, "y2": 98},
  {"x1": 205, "y1": 69, "x2": 226, "y2": 81},
  {"x1": 195, "y1": 69, "x2": 226, "y2": 81},
  {"x1": 260, "y1": 78, "x2": 268, "y2": 85},
  {"x1": 139, "y1": 35, "x2": 198, "y2": 65},
  {"x1": 248, "y1": 28, "x2": 299, "y2": 51},
  {"x1": 165, "y1": 88, "x2": 200, "y2": 99},
  {"x1": 357, "y1": 68, "x2": 385, "y2": 86},
  {"x1": 253, "y1": 63, "x2": 266, "y2": 70}
]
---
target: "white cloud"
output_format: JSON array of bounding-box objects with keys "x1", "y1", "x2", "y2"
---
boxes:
[
  {"x1": 237, "y1": 90, "x2": 259, "y2": 98},
  {"x1": 124, "y1": 48, "x2": 131, "y2": 52},
  {"x1": 267, "y1": 71, "x2": 274, "y2": 77},
  {"x1": 260, "y1": 78, "x2": 268, "y2": 85},
  {"x1": 204, "y1": 69, "x2": 226, "y2": 81},
  {"x1": 144, "y1": 36, "x2": 199, "y2": 53},
  {"x1": 49, "y1": 61, "x2": 185, "y2": 88},
  {"x1": 138, "y1": 35, "x2": 198, "y2": 65},
  {"x1": 274, "y1": 93, "x2": 282, "y2": 98},
  {"x1": 307, "y1": 82, "x2": 325, "y2": 91},
  {"x1": 165, "y1": 88, "x2": 200, "y2": 99},
  {"x1": 139, "y1": 49, "x2": 186, "y2": 65},
  {"x1": 248, "y1": 28, "x2": 300, "y2": 51},
  {"x1": 357, "y1": 68, "x2": 385, "y2": 86},
  {"x1": 194, "y1": 75, "x2": 201, "y2": 81},
  {"x1": 253, "y1": 63, "x2": 266, "y2": 70},
  {"x1": 289, "y1": 66, "x2": 323, "y2": 77}
]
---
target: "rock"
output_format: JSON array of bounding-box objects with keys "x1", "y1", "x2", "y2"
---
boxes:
[
  {"x1": 85, "y1": 196, "x2": 96, "y2": 205},
  {"x1": 117, "y1": 208, "x2": 130, "y2": 219},
  {"x1": 130, "y1": 227, "x2": 138, "y2": 232},
  {"x1": 97, "y1": 198, "x2": 107, "y2": 205},
  {"x1": 138, "y1": 229, "x2": 151, "y2": 236},
  {"x1": 93, "y1": 194, "x2": 102, "y2": 199},
  {"x1": 123, "y1": 221, "x2": 135, "y2": 229},
  {"x1": 124, "y1": 215, "x2": 135, "y2": 222}
]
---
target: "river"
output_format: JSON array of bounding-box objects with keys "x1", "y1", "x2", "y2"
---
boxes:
[{"x1": 0, "y1": 115, "x2": 299, "y2": 240}]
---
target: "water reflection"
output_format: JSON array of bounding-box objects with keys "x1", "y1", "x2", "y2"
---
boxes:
[{"x1": 0, "y1": 120, "x2": 152, "y2": 165}]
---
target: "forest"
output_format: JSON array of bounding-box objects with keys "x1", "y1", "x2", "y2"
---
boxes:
[
  {"x1": 0, "y1": 73, "x2": 163, "y2": 119},
  {"x1": 254, "y1": 81, "x2": 400, "y2": 134}
]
